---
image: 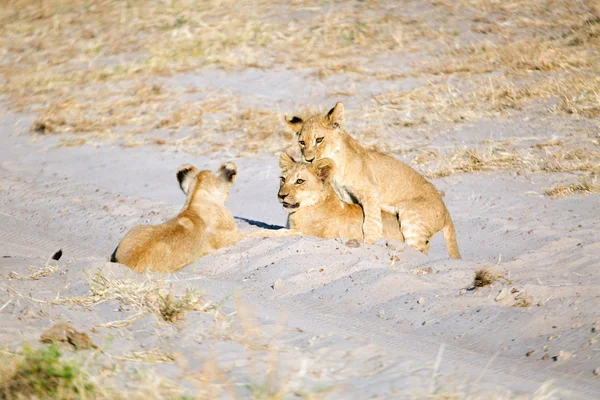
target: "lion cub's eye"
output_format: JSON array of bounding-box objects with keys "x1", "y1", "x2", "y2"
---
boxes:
[
  {"x1": 316, "y1": 137, "x2": 324, "y2": 144},
  {"x1": 299, "y1": 140, "x2": 305, "y2": 146},
  {"x1": 295, "y1": 179, "x2": 305, "y2": 185},
  {"x1": 280, "y1": 177, "x2": 285, "y2": 185}
]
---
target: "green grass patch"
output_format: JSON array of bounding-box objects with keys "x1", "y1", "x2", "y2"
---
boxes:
[{"x1": 0, "y1": 344, "x2": 95, "y2": 399}]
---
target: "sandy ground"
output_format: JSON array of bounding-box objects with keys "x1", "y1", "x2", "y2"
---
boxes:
[
  {"x1": 1, "y1": 1, "x2": 600, "y2": 399},
  {"x1": 2, "y1": 98, "x2": 600, "y2": 398}
]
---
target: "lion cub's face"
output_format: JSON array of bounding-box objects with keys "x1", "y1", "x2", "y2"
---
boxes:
[
  {"x1": 277, "y1": 153, "x2": 334, "y2": 213},
  {"x1": 177, "y1": 162, "x2": 237, "y2": 205},
  {"x1": 285, "y1": 103, "x2": 345, "y2": 163}
]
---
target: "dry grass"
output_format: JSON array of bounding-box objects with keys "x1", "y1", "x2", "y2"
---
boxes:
[
  {"x1": 473, "y1": 268, "x2": 500, "y2": 288},
  {"x1": 412, "y1": 140, "x2": 600, "y2": 179},
  {"x1": 545, "y1": 176, "x2": 600, "y2": 198},
  {"x1": 51, "y1": 272, "x2": 207, "y2": 323},
  {"x1": 3, "y1": 257, "x2": 60, "y2": 281},
  {"x1": 512, "y1": 295, "x2": 534, "y2": 308},
  {"x1": 373, "y1": 72, "x2": 600, "y2": 129},
  {"x1": 118, "y1": 348, "x2": 177, "y2": 364},
  {"x1": 0, "y1": 0, "x2": 598, "y2": 160}
]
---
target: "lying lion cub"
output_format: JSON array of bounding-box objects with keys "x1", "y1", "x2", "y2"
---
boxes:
[
  {"x1": 111, "y1": 163, "x2": 296, "y2": 273},
  {"x1": 278, "y1": 153, "x2": 404, "y2": 243},
  {"x1": 286, "y1": 102, "x2": 461, "y2": 258},
  {"x1": 110, "y1": 163, "x2": 242, "y2": 273}
]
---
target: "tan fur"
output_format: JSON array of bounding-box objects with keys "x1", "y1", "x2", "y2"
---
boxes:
[
  {"x1": 278, "y1": 153, "x2": 404, "y2": 242},
  {"x1": 112, "y1": 163, "x2": 242, "y2": 273},
  {"x1": 285, "y1": 103, "x2": 461, "y2": 258}
]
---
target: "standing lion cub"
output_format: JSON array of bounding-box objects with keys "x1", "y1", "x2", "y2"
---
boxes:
[{"x1": 285, "y1": 102, "x2": 461, "y2": 258}]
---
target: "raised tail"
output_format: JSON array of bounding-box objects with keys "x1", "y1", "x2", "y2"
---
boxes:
[{"x1": 442, "y1": 215, "x2": 461, "y2": 259}]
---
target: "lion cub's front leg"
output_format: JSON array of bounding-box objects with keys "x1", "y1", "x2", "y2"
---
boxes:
[{"x1": 355, "y1": 190, "x2": 384, "y2": 244}]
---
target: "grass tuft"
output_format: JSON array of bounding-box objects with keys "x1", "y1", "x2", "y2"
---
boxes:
[
  {"x1": 158, "y1": 291, "x2": 201, "y2": 323},
  {"x1": 52, "y1": 272, "x2": 206, "y2": 323},
  {"x1": 473, "y1": 268, "x2": 499, "y2": 288},
  {"x1": 0, "y1": 344, "x2": 95, "y2": 399}
]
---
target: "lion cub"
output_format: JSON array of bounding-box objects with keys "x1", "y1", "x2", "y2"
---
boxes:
[
  {"x1": 285, "y1": 103, "x2": 461, "y2": 258},
  {"x1": 111, "y1": 163, "x2": 242, "y2": 273},
  {"x1": 278, "y1": 153, "x2": 404, "y2": 243}
]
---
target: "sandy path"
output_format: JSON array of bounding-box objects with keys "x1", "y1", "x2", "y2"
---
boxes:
[{"x1": 1, "y1": 105, "x2": 599, "y2": 398}]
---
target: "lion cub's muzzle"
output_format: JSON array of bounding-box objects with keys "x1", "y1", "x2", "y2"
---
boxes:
[{"x1": 278, "y1": 192, "x2": 300, "y2": 212}]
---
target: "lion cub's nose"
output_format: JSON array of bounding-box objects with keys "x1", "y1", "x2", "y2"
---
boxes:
[
  {"x1": 305, "y1": 157, "x2": 315, "y2": 163},
  {"x1": 278, "y1": 193, "x2": 288, "y2": 200}
]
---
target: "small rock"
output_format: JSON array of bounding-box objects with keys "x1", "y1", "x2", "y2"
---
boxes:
[
  {"x1": 385, "y1": 239, "x2": 405, "y2": 252},
  {"x1": 510, "y1": 288, "x2": 519, "y2": 294},
  {"x1": 555, "y1": 350, "x2": 572, "y2": 362},
  {"x1": 594, "y1": 367, "x2": 600, "y2": 376},
  {"x1": 526, "y1": 350, "x2": 535, "y2": 357},
  {"x1": 541, "y1": 354, "x2": 550, "y2": 361},
  {"x1": 495, "y1": 288, "x2": 509, "y2": 302},
  {"x1": 273, "y1": 279, "x2": 284, "y2": 290},
  {"x1": 592, "y1": 321, "x2": 599, "y2": 333},
  {"x1": 40, "y1": 323, "x2": 97, "y2": 350},
  {"x1": 345, "y1": 239, "x2": 361, "y2": 248},
  {"x1": 417, "y1": 297, "x2": 424, "y2": 305}
]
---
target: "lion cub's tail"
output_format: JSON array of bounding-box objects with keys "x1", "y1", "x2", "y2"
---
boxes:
[{"x1": 442, "y1": 216, "x2": 461, "y2": 259}]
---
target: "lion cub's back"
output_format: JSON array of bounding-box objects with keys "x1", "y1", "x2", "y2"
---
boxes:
[{"x1": 116, "y1": 219, "x2": 205, "y2": 273}]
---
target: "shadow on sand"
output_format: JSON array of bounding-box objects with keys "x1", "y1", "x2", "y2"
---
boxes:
[{"x1": 235, "y1": 216, "x2": 286, "y2": 231}]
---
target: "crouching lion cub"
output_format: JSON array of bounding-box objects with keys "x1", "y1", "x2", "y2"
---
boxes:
[
  {"x1": 286, "y1": 102, "x2": 461, "y2": 258},
  {"x1": 278, "y1": 153, "x2": 404, "y2": 243},
  {"x1": 110, "y1": 163, "x2": 242, "y2": 273}
]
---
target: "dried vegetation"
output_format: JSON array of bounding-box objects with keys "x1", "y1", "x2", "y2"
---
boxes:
[
  {"x1": 545, "y1": 175, "x2": 600, "y2": 198},
  {"x1": 1, "y1": 0, "x2": 597, "y2": 165}
]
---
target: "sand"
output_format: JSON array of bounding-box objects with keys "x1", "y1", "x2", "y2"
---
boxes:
[
  {"x1": 1, "y1": 1, "x2": 599, "y2": 398},
  {"x1": 1, "y1": 100, "x2": 599, "y2": 398}
]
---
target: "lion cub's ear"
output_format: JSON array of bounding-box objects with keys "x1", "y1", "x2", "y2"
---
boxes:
[
  {"x1": 285, "y1": 116, "x2": 304, "y2": 133},
  {"x1": 327, "y1": 102, "x2": 344, "y2": 129},
  {"x1": 314, "y1": 158, "x2": 335, "y2": 182},
  {"x1": 279, "y1": 152, "x2": 296, "y2": 172},
  {"x1": 218, "y1": 162, "x2": 237, "y2": 183},
  {"x1": 177, "y1": 164, "x2": 200, "y2": 195}
]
